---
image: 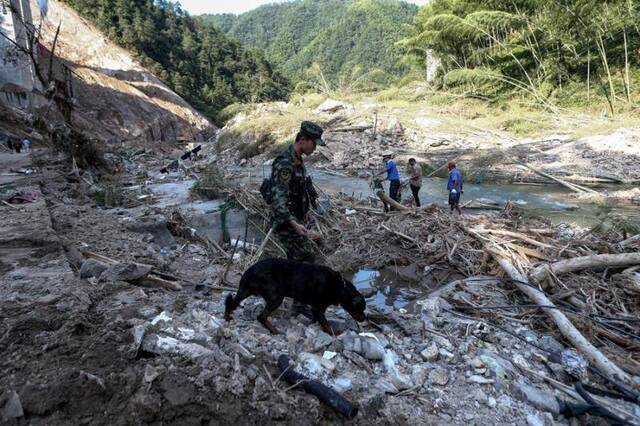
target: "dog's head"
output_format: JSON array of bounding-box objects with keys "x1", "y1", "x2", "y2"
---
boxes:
[{"x1": 335, "y1": 273, "x2": 367, "y2": 322}]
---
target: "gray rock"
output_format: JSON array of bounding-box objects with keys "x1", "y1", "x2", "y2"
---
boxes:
[
  {"x1": 1, "y1": 390, "x2": 23, "y2": 419},
  {"x1": 340, "y1": 331, "x2": 360, "y2": 353},
  {"x1": 100, "y1": 262, "x2": 153, "y2": 283},
  {"x1": 310, "y1": 331, "x2": 333, "y2": 352},
  {"x1": 420, "y1": 342, "x2": 439, "y2": 362},
  {"x1": 472, "y1": 389, "x2": 488, "y2": 404},
  {"x1": 429, "y1": 368, "x2": 449, "y2": 386},
  {"x1": 126, "y1": 214, "x2": 176, "y2": 247},
  {"x1": 375, "y1": 379, "x2": 398, "y2": 393},
  {"x1": 527, "y1": 414, "x2": 543, "y2": 426},
  {"x1": 361, "y1": 337, "x2": 385, "y2": 360},
  {"x1": 359, "y1": 287, "x2": 377, "y2": 298},
  {"x1": 433, "y1": 335, "x2": 454, "y2": 352},
  {"x1": 512, "y1": 380, "x2": 560, "y2": 415},
  {"x1": 539, "y1": 336, "x2": 564, "y2": 354},
  {"x1": 478, "y1": 349, "x2": 520, "y2": 382},
  {"x1": 411, "y1": 364, "x2": 430, "y2": 387},
  {"x1": 80, "y1": 258, "x2": 110, "y2": 279}
]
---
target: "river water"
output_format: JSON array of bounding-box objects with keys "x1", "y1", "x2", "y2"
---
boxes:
[{"x1": 305, "y1": 169, "x2": 635, "y2": 227}]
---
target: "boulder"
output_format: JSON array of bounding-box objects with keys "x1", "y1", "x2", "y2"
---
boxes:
[
  {"x1": 80, "y1": 258, "x2": 110, "y2": 279},
  {"x1": 1, "y1": 390, "x2": 23, "y2": 420},
  {"x1": 126, "y1": 214, "x2": 176, "y2": 247}
]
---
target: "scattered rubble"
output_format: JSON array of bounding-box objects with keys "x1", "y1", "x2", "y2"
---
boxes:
[{"x1": 1, "y1": 118, "x2": 639, "y2": 425}]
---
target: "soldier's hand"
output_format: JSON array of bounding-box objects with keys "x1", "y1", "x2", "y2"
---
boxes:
[{"x1": 291, "y1": 221, "x2": 308, "y2": 236}]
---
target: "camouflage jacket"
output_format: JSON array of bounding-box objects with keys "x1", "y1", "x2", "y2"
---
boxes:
[{"x1": 270, "y1": 144, "x2": 308, "y2": 226}]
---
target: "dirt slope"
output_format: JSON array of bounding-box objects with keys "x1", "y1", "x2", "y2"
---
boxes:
[{"x1": 34, "y1": 0, "x2": 216, "y2": 144}]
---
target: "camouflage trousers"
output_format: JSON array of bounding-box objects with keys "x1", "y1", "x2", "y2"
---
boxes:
[{"x1": 274, "y1": 223, "x2": 316, "y2": 263}]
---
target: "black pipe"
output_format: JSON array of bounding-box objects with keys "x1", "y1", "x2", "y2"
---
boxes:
[{"x1": 277, "y1": 354, "x2": 359, "y2": 419}]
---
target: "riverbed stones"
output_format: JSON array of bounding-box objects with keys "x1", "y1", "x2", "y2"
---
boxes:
[
  {"x1": 429, "y1": 368, "x2": 450, "y2": 386},
  {"x1": 420, "y1": 342, "x2": 439, "y2": 362}
]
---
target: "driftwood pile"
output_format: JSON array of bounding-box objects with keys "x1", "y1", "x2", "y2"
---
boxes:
[{"x1": 229, "y1": 185, "x2": 640, "y2": 393}]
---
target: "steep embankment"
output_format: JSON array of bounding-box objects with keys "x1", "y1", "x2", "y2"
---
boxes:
[{"x1": 34, "y1": 0, "x2": 216, "y2": 143}]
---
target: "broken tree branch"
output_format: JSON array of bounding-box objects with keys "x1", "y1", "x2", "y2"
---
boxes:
[
  {"x1": 515, "y1": 162, "x2": 597, "y2": 194},
  {"x1": 530, "y1": 253, "x2": 640, "y2": 283},
  {"x1": 376, "y1": 190, "x2": 410, "y2": 211},
  {"x1": 495, "y1": 255, "x2": 631, "y2": 384}
]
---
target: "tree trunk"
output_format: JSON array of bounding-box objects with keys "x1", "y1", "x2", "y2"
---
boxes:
[
  {"x1": 530, "y1": 253, "x2": 640, "y2": 283},
  {"x1": 496, "y1": 257, "x2": 630, "y2": 384}
]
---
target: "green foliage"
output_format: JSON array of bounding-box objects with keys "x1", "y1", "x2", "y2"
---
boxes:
[
  {"x1": 201, "y1": 0, "x2": 418, "y2": 90},
  {"x1": 401, "y1": 0, "x2": 640, "y2": 113},
  {"x1": 61, "y1": 0, "x2": 291, "y2": 124}
]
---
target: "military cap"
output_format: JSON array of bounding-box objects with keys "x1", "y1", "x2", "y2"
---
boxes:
[{"x1": 300, "y1": 121, "x2": 325, "y2": 146}]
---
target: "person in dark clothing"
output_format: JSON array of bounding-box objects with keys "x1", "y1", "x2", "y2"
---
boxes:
[
  {"x1": 269, "y1": 121, "x2": 326, "y2": 318},
  {"x1": 407, "y1": 158, "x2": 422, "y2": 207}
]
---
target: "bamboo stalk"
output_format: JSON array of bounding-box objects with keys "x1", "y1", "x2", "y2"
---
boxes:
[{"x1": 623, "y1": 28, "x2": 631, "y2": 102}]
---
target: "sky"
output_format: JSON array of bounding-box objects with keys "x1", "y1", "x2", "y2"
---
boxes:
[{"x1": 178, "y1": 0, "x2": 430, "y2": 15}]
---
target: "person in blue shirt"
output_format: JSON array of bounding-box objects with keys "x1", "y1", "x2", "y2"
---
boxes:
[
  {"x1": 375, "y1": 152, "x2": 401, "y2": 209},
  {"x1": 447, "y1": 160, "x2": 463, "y2": 215}
]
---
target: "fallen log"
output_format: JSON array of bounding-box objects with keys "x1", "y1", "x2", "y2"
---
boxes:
[
  {"x1": 494, "y1": 255, "x2": 631, "y2": 384},
  {"x1": 474, "y1": 228, "x2": 555, "y2": 250},
  {"x1": 619, "y1": 234, "x2": 640, "y2": 249},
  {"x1": 277, "y1": 354, "x2": 358, "y2": 419},
  {"x1": 330, "y1": 125, "x2": 372, "y2": 133},
  {"x1": 515, "y1": 162, "x2": 597, "y2": 194},
  {"x1": 427, "y1": 155, "x2": 461, "y2": 178},
  {"x1": 530, "y1": 253, "x2": 640, "y2": 283},
  {"x1": 375, "y1": 190, "x2": 410, "y2": 211},
  {"x1": 144, "y1": 274, "x2": 183, "y2": 291}
]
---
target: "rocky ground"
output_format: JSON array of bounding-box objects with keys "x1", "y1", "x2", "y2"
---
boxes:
[{"x1": 2, "y1": 142, "x2": 639, "y2": 425}]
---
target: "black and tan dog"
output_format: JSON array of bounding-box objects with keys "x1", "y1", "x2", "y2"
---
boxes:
[{"x1": 224, "y1": 258, "x2": 366, "y2": 334}]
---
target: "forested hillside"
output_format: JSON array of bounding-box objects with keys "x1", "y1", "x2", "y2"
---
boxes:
[
  {"x1": 61, "y1": 0, "x2": 291, "y2": 123},
  {"x1": 200, "y1": 0, "x2": 418, "y2": 90},
  {"x1": 400, "y1": 0, "x2": 640, "y2": 113}
]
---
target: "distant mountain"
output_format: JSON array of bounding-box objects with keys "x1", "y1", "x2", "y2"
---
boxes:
[{"x1": 200, "y1": 0, "x2": 419, "y2": 87}]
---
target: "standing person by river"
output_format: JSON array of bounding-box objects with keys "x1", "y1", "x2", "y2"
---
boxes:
[
  {"x1": 406, "y1": 158, "x2": 422, "y2": 207},
  {"x1": 447, "y1": 160, "x2": 463, "y2": 215},
  {"x1": 375, "y1": 152, "x2": 401, "y2": 206}
]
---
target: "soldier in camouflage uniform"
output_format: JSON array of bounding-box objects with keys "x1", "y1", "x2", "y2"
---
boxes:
[{"x1": 270, "y1": 121, "x2": 325, "y2": 263}]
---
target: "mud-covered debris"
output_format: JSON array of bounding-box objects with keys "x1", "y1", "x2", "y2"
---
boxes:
[
  {"x1": 100, "y1": 262, "x2": 153, "y2": 283},
  {"x1": 79, "y1": 258, "x2": 109, "y2": 279}
]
